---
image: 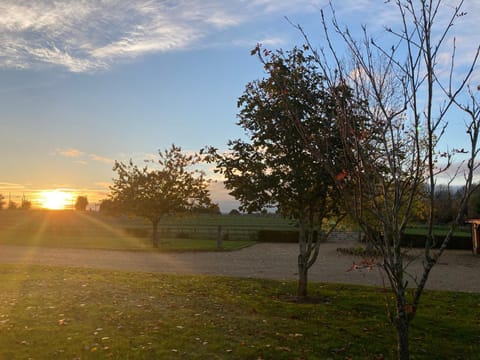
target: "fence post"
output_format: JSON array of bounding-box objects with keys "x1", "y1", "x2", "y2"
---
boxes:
[{"x1": 217, "y1": 225, "x2": 223, "y2": 249}]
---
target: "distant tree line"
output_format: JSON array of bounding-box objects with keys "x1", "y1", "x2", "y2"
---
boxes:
[
  {"x1": 0, "y1": 194, "x2": 31, "y2": 210},
  {"x1": 0, "y1": 194, "x2": 89, "y2": 211}
]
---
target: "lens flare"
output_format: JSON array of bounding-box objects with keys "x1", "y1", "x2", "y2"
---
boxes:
[{"x1": 39, "y1": 190, "x2": 74, "y2": 210}]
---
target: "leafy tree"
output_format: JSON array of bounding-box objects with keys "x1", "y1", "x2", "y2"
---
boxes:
[
  {"x1": 99, "y1": 199, "x2": 117, "y2": 215},
  {"x1": 467, "y1": 184, "x2": 480, "y2": 219},
  {"x1": 190, "y1": 203, "x2": 221, "y2": 215},
  {"x1": 75, "y1": 196, "x2": 89, "y2": 211},
  {"x1": 293, "y1": 1, "x2": 479, "y2": 358},
  {"x1": 7, "y1": 200, "x2": 17, "y2": 210},
  {"x1": 109, "y1": 145, "x2": 213, "y2": 247},
  {"x1": 206, "y1": 46, "x2": 344, "y2": 299}
]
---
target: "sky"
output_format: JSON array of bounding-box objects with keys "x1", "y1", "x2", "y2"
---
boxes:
[{"x1": 0, "y1": 0, "x2": 478, "y2": 211}]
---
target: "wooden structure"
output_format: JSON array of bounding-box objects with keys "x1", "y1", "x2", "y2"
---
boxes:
[{"x1": 465, "y1": 220, "x2": 480, "y2": 255}]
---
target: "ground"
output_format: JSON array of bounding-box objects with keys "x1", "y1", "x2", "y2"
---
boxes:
[{"x1": 0, "y1": 236, "x2": 478, "y2": 293}]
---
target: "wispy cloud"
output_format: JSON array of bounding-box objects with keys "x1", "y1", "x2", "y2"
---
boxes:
[
  {"x1": 0, "y1": 182, "x2": 26, "y2": 190},
  {"x1": 0, "y1": 0, "x2": 322, "y2": 73},
  {"x1": 89, "y1": 154, "x2": 114, "y2": 165},
  {"x1": 1, "y1": 1, "x2": 475, "y2": 74},
  {"x1": 54, "y1": 147, "x2": 114, "y2": 165},
  {"x1": 56, "y1": 148, "x2": 84, "y2": 158}
]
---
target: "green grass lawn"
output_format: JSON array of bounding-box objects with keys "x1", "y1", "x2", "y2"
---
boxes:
[
  {"x1": 0, "y1": 264, "x2": 477, "y2": 359},
  {"x1": 405, "y1": 224, "x2": 471, "y2": 237},
  {"x1": 0, "y1": 210, "x2": 255, "y2": 251}
]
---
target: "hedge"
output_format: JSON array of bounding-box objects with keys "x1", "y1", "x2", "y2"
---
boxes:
[
  {"x1": 257, "y1": 229, "x2": 299, "y2": 243},
  {"x1": 401, "y1": 233, "x2": 472, "y2": 250}
]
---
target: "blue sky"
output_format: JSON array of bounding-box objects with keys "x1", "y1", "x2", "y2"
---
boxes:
[{"x1": 0, "y1": 0, "x2": 478, "y2": 211}]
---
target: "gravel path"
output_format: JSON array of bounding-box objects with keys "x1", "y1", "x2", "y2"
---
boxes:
[{"x1": 0, "y1": 239, "x2": 478, "y2": 293}]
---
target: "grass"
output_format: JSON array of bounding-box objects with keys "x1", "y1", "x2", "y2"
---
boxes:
[
  {"x1": 0, "y1": 211, "x2": 478, "y2": 358},
  {"x1": 0, "y1": 264, "x2": 477, "y2": 359},
  {"x1": 405, "y1": 224, "x2": 471, "y2": 237},
  {"x1": 0, "y1": 210, "x2": 254, "y2": 251}
]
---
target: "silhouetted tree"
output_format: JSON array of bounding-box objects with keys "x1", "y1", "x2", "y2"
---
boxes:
[
  {"x1": 99, "y1": 199, "x2": 117, "y2": 215},
  {"x1": 191, "y1": 203, "x2": 221, "y2": 214},
  {"x1": 467, "y1": 184, "x2": 480, "y2": 219},
  {"x1": 206, "y1": 46, "x2": 344, "y2": 299},
  {"x1": 20, "y1": 195, "x2": 31, "y2": 210},
  {"x1": 109, "y1": 145, "x2": 212, "y2": 247},
  {"x1": 0, "y1": 194, "x2": 5, "y2": 210},
  {"x1": 74, "y1": 196, "x2": 89, "y2": 211},
  {"x1": 7, "y1": 200, "x2": 17, "y2": 210}
]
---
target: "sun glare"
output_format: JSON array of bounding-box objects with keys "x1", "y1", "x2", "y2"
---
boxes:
[{"x1": 39, "y1": 190, "x2": 74, "y2": 210}]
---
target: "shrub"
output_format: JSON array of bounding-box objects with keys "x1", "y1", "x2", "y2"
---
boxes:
[
  {"x1": 257, "y1": 230, "x2": 299, "y2": 243},
  {"x1": 401, "y1": 234, "x2": 472, "y2": 250}
]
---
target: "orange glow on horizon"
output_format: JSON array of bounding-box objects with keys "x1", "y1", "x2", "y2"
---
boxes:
[{"x1": 38, "y1": 190, "x2": 75, "y2": 210}]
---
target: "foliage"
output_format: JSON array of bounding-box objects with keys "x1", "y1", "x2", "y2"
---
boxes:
[
  {"x1": 74, "y1": 196, "x2": 89, "y2": 211},
  {"x1": 292, "y1": 0, "x2": 480, "y2": 358},
  {"x1": 0, "y1": 265, "x2": 477, "y2": 359},
  {"x1": 207, "y1": 46, "x2": 344, "y2": 298},
  {"x1": 7, "y1": 200, "x2": 17, "y2": 210},
  {"x1": 109, "y1": 145, "x2": 213, "y2": 247},
  {"x1": 98, "y1": 198, "x2": 118, "y2": 215}
]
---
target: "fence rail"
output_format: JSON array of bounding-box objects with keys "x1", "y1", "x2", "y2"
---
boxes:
[{"x1": 124, "y1": 223, "x2": 363, "y2": 243}]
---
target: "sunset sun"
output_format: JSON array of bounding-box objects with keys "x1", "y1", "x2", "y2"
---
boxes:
[{"x1": 39, "y1": 190, "x2": 74, "y2": 210}]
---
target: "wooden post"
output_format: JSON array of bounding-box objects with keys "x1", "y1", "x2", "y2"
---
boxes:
[
  {"x1": 217, "y1": 225, "x2": 223, "y2": 249},
  {"x1": 473, "y1": 223, "x2": 480, "y2": 256},
  {"x1": 466, "y1": 220, "x2": 480, "y2": 256}
]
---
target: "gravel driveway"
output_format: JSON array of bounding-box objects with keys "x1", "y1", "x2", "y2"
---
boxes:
[{"x1": 0, "y1": 239, "x2": 478, "y2": 293}]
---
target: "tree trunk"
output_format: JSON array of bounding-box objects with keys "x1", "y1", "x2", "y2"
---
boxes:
[
  {"x1": 396, "y1": 315, "x2": 410, "y2": 360},
  {"x1": 297, "y1": 253, "x2": 308, "y2": 299},
  {"x1": 394, "y1": 280, "x2": 410, "y2": 360},
  {"x1": 297, "y1": 223, "x2": 308, "y2": 300},
  {"x1": 152, "y1": 221, "x2": 160, "y2": 247}
]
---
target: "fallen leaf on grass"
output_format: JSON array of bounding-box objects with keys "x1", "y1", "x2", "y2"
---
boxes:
[{"x1": 288, "y1": 333, "x2": 303, "y2": 338}]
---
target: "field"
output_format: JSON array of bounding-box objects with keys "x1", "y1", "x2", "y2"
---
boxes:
[
  {"x1": 0, "y1": 210, "x2": 478, "y2": 358},
  {"x1": 0, "y1": 210, "x2": 290, "y2": 250},
  {"x1": 0, "y1": 264, "x2": 478, "y2": 359},
  {"x1": 0, "y1": 210, "x2": 473, "y2": 251}
]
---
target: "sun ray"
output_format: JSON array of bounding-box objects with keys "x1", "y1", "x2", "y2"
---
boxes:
[{"x1": 75, "y1": 212, "x2": 191, "y2": 272}]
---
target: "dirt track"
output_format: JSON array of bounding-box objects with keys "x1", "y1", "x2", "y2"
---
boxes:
[{"x1": 0, "y1": 238, "x2": 478, "y2": 293}]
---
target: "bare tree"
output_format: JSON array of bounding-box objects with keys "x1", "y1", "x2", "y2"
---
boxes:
[{"x1": 291, "y1": 1, "x2": 479, "y2": 358}]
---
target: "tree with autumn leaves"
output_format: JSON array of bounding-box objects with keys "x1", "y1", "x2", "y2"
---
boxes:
[{"x1": 206, "y1": 46, "x2": 345, "y2": 299}]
